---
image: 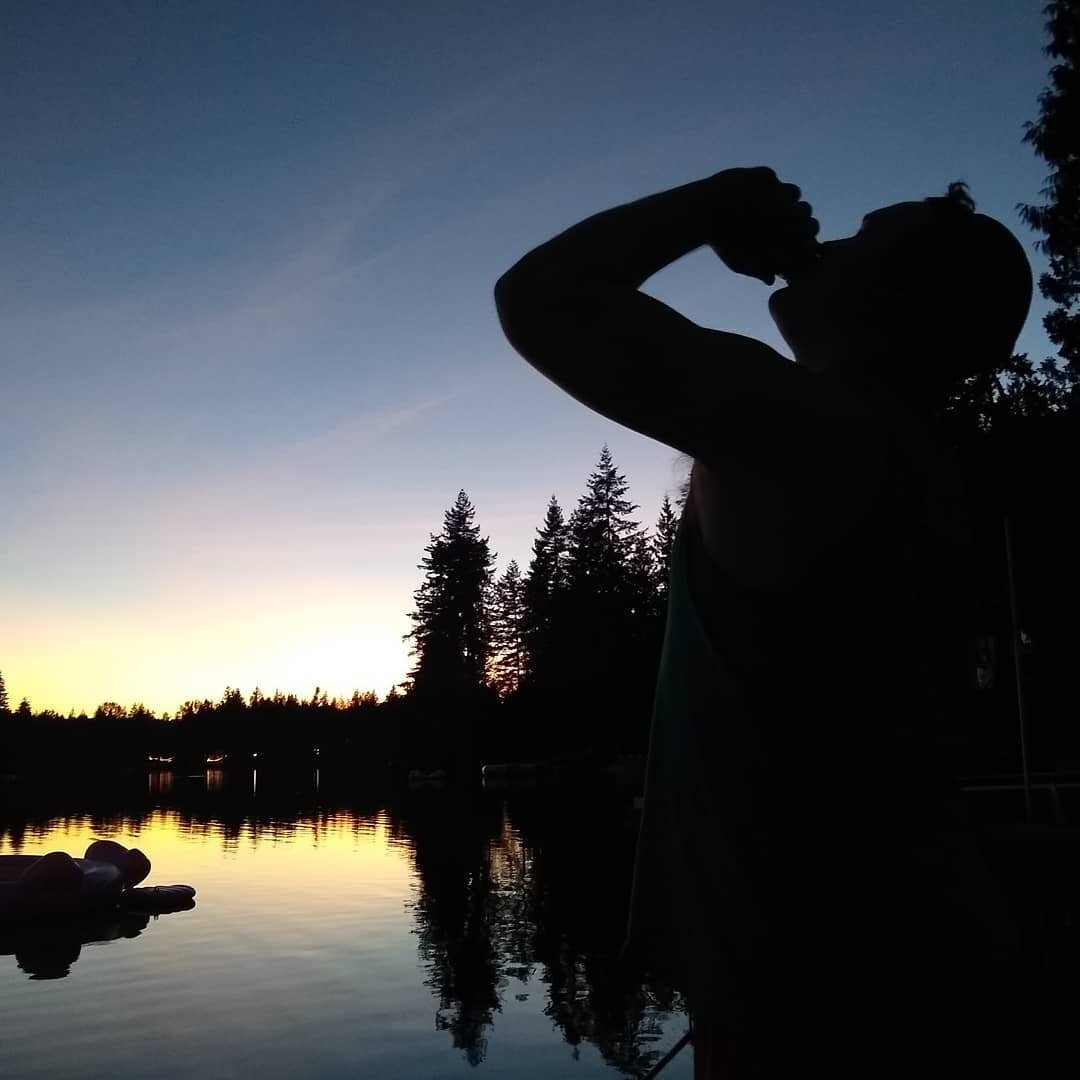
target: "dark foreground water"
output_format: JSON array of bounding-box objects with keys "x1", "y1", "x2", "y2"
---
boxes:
[{"x1": 0, "y1": 770, "x2": 689, "y2": 1080}]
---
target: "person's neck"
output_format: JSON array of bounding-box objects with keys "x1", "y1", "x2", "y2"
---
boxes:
[{"x1": 818, "y1": 353, "x2": 940, "y2": 433}]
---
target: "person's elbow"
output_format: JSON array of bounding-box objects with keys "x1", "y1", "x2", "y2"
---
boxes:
[
  {"x1": 493, "y1": 254, "x2": 534, "y2": 319},
  {"x1": 492, "y1": 268, "x2": 516, "y2": 326},
  {"x1": 494, "y1": 261, "x2": 548, "y2": 358}
]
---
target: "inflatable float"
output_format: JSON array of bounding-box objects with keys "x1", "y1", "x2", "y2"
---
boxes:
[{"x1": 0, "y1": 839, "x2": 195, "y2": 920}]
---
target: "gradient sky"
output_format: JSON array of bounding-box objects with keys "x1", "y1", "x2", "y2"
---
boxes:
[{"x1": 1, "y1": 0, "x2": 1056, "y2": 714}]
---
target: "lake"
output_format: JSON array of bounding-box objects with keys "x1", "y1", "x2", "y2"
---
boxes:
[{"x1": 0, "y1": 769, "x2": 690, "y2": 1080}]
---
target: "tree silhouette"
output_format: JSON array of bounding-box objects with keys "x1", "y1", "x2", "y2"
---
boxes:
[
  {"x1": 405, "y1": 490, "x2": 496, "y2": 702},
  {"x1": 941, "y1": 352, "x2": 1066, "y2": 443},
  {"x1": 556, "y1": 447, "x2": 655, "y2": 744},
  {"x1": 521, "y1": 495, "x2": 570, "y2": 690},
  {"x1": 565, "y1": 446, "x2": 640, "y2": 600},
  {"x1": 1019, "y1": 0, "x2": 1080, "y2": 406},
  {"x1": 626, "y1": 532, "x2": 659, "y2": 625},
  {"x1": 489, "y1": 560, "x2": 528, "y2": 699},
  {"x1": 5, "y1": 457, "x2": 692, "y2": 769},
  {"x1": 652, "y1": 495, "x2": 679, "y2": 605},
  {"x1": 0, "y1": 672, "x2": 10, "y2": 773},
  {"x1": 499, "y1": 450, "x2": 669, "y2": 753}
]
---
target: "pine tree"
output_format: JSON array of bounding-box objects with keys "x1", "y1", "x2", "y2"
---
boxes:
[
  {"x1": 0, "y1": 670, "x2": 9, "y2": 715},
  {"x1": 522, "y1": 496, "x2": 569, "y2": 686},
  {"x1": 564, "y1": 445, "x2": 640, "y2": 600},
  {"x1": 653, "y1": 495, "x2": 680, "y2": 600},
  {"x1": 405, "y1": 490, "x2": 496, "y2": 698},
  {"x1": 626, "y1": 531, "x2": 658, "y2": 624},
  {"x1": 626, "y1": 519, "x2": 669, "y2": 741},
  {"x1": 489, "y1": 560, "x2": 528, "y2": 698},
  {"x1": 1019, "y1": 0, "x2": 1080, "y2": 405},
  {"x1": 560, "y1": 447, "x2": 648, "y2": 727}
]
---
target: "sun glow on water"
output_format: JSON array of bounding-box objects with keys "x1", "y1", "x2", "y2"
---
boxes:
[{"x1": 0, "y1": 808, "x2": 416, "y2": 896}]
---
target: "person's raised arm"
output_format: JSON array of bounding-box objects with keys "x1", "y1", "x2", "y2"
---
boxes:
[{"x1": 494, "y1": 168, "x2": 828, "y2": 461}]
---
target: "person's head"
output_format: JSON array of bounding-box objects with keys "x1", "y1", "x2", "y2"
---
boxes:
[{"x1": 769, "y1": 183, "x2": 1032, "y2": 409}]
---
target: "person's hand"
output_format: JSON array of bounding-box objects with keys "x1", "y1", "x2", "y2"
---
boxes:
[{"x1": 706, "y1": 167, "x2": 820, "y2": 285}]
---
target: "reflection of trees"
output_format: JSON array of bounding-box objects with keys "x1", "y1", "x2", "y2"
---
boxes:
[
  {"x1": 392, "y1": 794, "x2": 510, "y2": 1066},
  {"x1": 0, "y1": 771, "x2": 390, "y2": 851},
  {"x1": 3, "y1": 778, "x2": 686, "y2": 1074},
  {"x1": 397, "y1": 788, "x2": 684, "y2": 1074},
  {"x1": 508, "y1": 791, "x2": 683, "y2": 1078}
]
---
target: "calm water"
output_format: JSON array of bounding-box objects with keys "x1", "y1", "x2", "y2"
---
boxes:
[{"x1": 0, "y1": 770, "x2": 689, "y2": 1080}]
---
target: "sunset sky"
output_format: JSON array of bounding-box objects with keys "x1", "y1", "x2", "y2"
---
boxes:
[{"x1": 1, "y1": 0, "x2": 1055, "y2": 714}]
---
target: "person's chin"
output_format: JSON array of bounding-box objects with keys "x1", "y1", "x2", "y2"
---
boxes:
[{"x1": 767, "y1": 287, "x2": 796, "y2": 335}]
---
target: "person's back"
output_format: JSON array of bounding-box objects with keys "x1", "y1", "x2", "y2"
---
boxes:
[{"x1": 495, "y1": 167, "x2": 1033, "y2": 1074}]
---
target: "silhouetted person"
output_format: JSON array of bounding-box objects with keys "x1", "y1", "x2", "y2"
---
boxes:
[{"x1": 495, "y1": 168, "x2": 1033, "y2": 1076}]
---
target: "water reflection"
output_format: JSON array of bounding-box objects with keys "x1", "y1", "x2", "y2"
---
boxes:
[
  {"x1": 392, "y1": 790, "x2": 683, "y2": 1073},
  {"x1": 8, "y1": 772, "x2": 1075, "y2": 1075},
  {"x1": 147, "y1": 769, "x2": 174, "y2": 795},
  {"x1": 0, "y1": 772, "x2": 685, "y2": 1075},
  {"x1": 1, "y1": 910, "x2": 154, "y2": 980}
]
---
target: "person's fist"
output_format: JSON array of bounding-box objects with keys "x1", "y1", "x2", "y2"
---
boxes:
[{"x1": 707, "y1": 167, "x2": 820, "y2": 285}]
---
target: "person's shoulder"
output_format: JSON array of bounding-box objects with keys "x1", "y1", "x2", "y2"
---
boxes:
[{"x1": 691, "y1": 348, "x2": 882, "y2": 481}]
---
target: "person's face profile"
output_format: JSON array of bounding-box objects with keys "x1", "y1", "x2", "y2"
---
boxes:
[{"x1": 768, "y1": 201, "x2": 939, "y2": 371}]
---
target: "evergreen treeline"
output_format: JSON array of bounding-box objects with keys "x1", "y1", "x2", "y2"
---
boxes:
[
  {"x1": 0, "y1": 682, "x2": 392, "y2": 775},
  {"x1": 399, "y1": 446, "x2": 683, "y2": 767},
  {"x1": 0, "y1": 447, "x2": 685, "y2": 775}
]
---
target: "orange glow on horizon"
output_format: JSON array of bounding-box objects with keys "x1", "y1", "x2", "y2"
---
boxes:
[{"x1": 3, "y1": 589, "x2": 412, "y2": 716}]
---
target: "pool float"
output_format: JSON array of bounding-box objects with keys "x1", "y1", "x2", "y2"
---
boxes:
[{"x1": 0, "y1": 839, "x2": 195, "y2": 920}]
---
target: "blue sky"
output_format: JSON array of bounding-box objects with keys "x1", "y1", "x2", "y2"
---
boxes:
[{"x1": 0, "y1": 0, "x2": 1056, "y2": 712}]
